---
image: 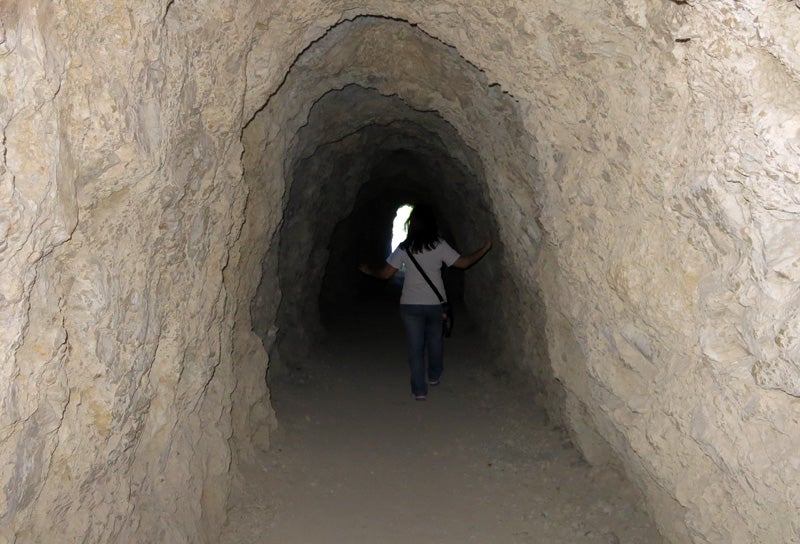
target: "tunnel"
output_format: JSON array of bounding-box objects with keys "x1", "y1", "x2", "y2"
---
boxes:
[
  {"x1": 246, "y1": 19, "x2": 541, "y2": 392},
  {"x1": 3, "y1": 2, "x2": 800, "y2": 543}
]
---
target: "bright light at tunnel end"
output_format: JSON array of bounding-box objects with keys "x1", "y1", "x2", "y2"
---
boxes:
[{"x1": 391, "y1": 204, "x2": 414, "y2": 251}]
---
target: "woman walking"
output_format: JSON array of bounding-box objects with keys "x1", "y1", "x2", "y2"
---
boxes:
[{"x1": 359, "y1": 204, "x2": 492, "y2": 400}]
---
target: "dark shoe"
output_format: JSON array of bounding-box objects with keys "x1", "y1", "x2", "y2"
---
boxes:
[
  {"x1": 414, "y1": 394, "x2": 427, "y2": 401},
  {"x1": 428, "y1": 379, "x2": 440, "y2": 386}
]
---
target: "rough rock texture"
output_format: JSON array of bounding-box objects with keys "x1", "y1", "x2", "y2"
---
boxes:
[
  {"x1": 1, "y1": 2, "x2": 274, "y2": 542},
  {"x1": 2, "y1": 0, "x2": 799, "y2": 543}
]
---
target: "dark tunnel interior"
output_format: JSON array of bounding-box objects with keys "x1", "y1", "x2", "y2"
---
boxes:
[
  {"x1": 243, "y1": 17, "x2": 549, "y2": 397},
  {"x1": 273, "y1": 85, "x2": 500, "y2": 358}
]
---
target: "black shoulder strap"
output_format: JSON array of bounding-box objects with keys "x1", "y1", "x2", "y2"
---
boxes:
[{"x1": 405, "y1": 247, "x2": 445, "y2": 303}]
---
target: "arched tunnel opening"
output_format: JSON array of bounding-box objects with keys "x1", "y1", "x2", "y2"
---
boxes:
[{"x1": 246, "y1": 17, "x2": 549, "y2": 397}]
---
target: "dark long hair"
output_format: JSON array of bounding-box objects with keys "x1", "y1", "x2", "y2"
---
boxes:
[{"x1": 401, "y1": 204, "x2": 441, "y2": 254}]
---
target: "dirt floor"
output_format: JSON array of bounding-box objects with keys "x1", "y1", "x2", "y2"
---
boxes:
[{"x1": 221, "y1": 298, "x2": 664, "y2": 543}]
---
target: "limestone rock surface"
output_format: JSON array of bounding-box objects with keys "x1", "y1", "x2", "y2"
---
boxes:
[{"x1": 2, "y1": 1, "x2": 800, "y2": 543}]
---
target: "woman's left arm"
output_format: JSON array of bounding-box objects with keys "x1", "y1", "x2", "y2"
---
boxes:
[{"x1": 359, "y1": 262, "x2": 399, "y2": 280}]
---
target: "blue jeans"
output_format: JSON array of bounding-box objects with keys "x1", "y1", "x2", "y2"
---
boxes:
[{"x1": 399, "y1": 304, "x2": 444, "y2": 396}]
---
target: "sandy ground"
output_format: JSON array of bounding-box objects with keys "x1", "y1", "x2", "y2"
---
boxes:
[{"x1": 221, "y1": 298, "x2": 664, "y2": 543}]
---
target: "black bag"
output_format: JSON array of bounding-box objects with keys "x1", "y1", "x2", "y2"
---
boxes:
[
  {"x1": 406, "y1": 249, "x2": 453, "y2": 337},
  {"x1": 441, "y1": 302, "x2": 454, "y2": 338}
]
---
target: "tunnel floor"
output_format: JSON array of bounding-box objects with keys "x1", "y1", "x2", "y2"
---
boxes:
[{"x1": 222, "y1": 298, "x2": 663, "y2": 543}]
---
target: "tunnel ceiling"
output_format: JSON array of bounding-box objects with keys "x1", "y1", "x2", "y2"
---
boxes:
[{"x1": 243, "y1": 14, "x2": 540, "y2": 229}]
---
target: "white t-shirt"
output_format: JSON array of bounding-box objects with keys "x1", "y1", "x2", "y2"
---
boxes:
[{"x1": 387, "y1": 240, "x2": 461, "y2": 305}]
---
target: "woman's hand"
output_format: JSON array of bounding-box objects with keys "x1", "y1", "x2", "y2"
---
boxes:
[
  {"x1": 452, "y1": 234, "x2": 493, "y2": 269},
  {"x1": 359, "y1": 263, "x2": 398, "y2": 279}
]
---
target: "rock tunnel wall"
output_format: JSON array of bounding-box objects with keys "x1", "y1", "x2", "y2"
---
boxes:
[{"x1": 2, "y1": 1, "x2": 800, "y2": 543}]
